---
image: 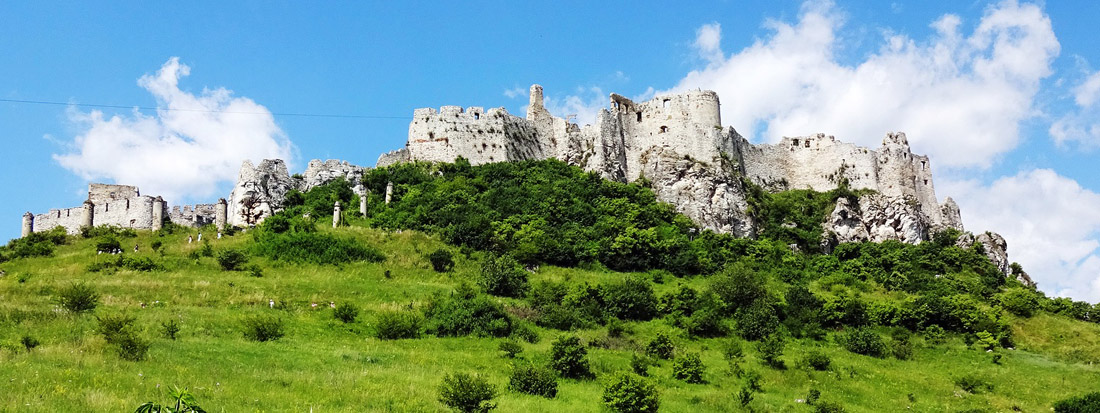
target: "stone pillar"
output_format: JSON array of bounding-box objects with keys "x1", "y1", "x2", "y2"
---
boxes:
[
  {"x1": 81, "y1": 200, "x2": 94, "y2": 228},
  {"x1": 359, "y1": 191, "x2": 368, "y2": 215},
  {"x1": 21, "y1": 212, "x2": 33, "y2": 238},
  {"x1": 385, "y1": 182, "x2": 394, "y2": 205},
  {"x1": 215, "y1": 198, "x2": 228, "y2": 231},
  {"x1": 151, "y1": 197, "x2": 165, "y2": 231},
  {"x1": 332, "y1": 201, "x2": 342, "y2": 228},
  {"x1": 193, "y1": 207, "x2": 200, "y2": 227}
]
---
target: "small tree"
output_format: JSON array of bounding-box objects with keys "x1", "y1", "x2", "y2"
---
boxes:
[
  {"x1": 549, "y1": 335, "x2": 592, "y2": 379},
  {"x1": 478, "y1": 254, "x2": 528, "y2": 297},
  {"x1": 429, "y1": 249, "x2": 456, "y2": 272},
  {"x1": 57, "y1": 282, "x2": 99, "y2": 313},
  {"x1": 508, "y1": 364, "x2": 558, "y2": 398},
  {"x1": 438, "y1": 373, "x2": 497, "y2": 413},
  {"x1": 242, "y1": 315, "x2": 284, "y2": 342},
  {"x1": 644, "y1": 332, "x2": 675, "y2": 360},
  {"x1": 135, "y1": 385, "x2": 206, "y2": 413},
  {"x1": 757, "y1": 334, "x2": 786, "y2": 369},
  {"x1": 603, "y1": 374, "x2": 659, "y2": 413},
  {"x1": 672, "y1": 352, "x2": 706, "y2": 383},
  {"x1": 216, "y1": 249, "x2": 249, "y2": 271},
  {"x1": 334, "y1": 302, "x2": 359, "y2": 323},
  {"x1": 1054, "y1": 391, "x2": 1100, "y2": 412}
]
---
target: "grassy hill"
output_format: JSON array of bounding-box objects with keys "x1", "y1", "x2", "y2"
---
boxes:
[{"x1": 1, "y1": 160, "x2": 1099, "y2": 412}]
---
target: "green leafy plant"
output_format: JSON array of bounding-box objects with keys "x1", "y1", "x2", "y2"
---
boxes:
[
  {"x1": 334, "y1": 302, "x2": 359, "y2": 324},
  {"x1": 602, "y1": 374, "x2": 659, "y2": 413},
  {"x1": 802, "y1": 351, "x2": 831, "y2": 371},
  {"x1": 375, "y1": 309, "x2": 423, "y2": 339},
  {"x1": 954, "y1": 373, "x2": 994, "y2": 394},
  {"x1": 241, "y1": 315, "x2": 284, "y2": 342},
  {"x1": 96, "y1": 313, "x2": 149, "y2": 361},
  {"x1": 161, "y1": 319, "x2": 180, "y2": 340},
  {"x1": 549, "y1": 335, "x2": 592, "y2": 379},
  {"x1": 757, "y1": 334, "x2": 786, "y2": 369},
  {"x1": 1054, "y1": 391, "x2": 1100, "y2": 412},
  {"x1": 20, "y1": 335, "x2": 40, "y2": 352},
  {"x1": 498, "y1": 340, "x2": 522, "y2": 358},
  {"x1": 508, "y1": 364, "x2": 557, "y2": 398},
  {"x1": 644, "y1": 332, "x2": 675, "y2": 360},
  {"x1": 631, "y1": 353, "x2": 657, "y2": 377},
  {"x1": 216, "y1": 249, "x2": 248, "y2": 271},
  {"x1": 672, "y1": 352, "x2": 706, "y2": 383},
  {"x1": 478, "y1": 254, "x2": 528, "y2": 298},
  {"x1": 57, "y1": 282, "x2": 99, "y2": 313},
  {"x1": 840, "y1": 327, "x2": 887, "y2": 358},
  {"x1": 429, "y1": 249, "x2": 455, "y2": 272},
  {"x1": 438, "y1": 372, "x2": 497, "y2": 413},
  {"x1": 135, "y1": 385, "x2": 207, "y2": 412}
]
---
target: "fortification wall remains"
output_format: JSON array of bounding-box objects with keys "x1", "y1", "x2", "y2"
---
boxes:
[
  {"x1": 405, "y1": 105, "x2": 547, "y2": 165},
  {"x1": 33, "y1": 207, "x2": 86, "y2": 234},
  {"x1": 168, "y1": 204, "x2": 217, "y2": 228},
  {"x1": 88, "y1": 183, "x2": 139, "y2": 204}
]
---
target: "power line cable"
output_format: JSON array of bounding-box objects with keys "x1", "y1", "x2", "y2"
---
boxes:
[{"x1": 0, "y1": 97, "x2": 409, "y2": 120}]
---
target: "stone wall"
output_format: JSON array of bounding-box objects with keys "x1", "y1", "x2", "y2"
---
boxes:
[
  {"x1": 168, "y1": 204, "x2": 218, "y2": 228},
  {"x1": 404, "y1": 106, "x2": 546, "y2": 165},
  {"x1": 88, "y1": 183, "x2": 140, "y2": 204},
  {"x1": 33, "y1": 207, "x2": 86, "y2": 234}
]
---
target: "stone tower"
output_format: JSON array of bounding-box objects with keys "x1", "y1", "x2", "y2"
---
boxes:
[
  {"x1": 215, "y1": 198, "x2": 228, "y2": 231},
  {"x1": 385, "y1": 182, "x2": 394, "y2": 204},
  {"x1": 359, "y1": 192, "x2": 368, "y2": 216},
  {"x1": 152, "y1": 197, "x2": 165, "y2": 231},
  {"x1": 21, "y1": 212, "x2": 33, "y2": 238},
  {"x1": 332, "y1": 201, "x2": 342, "y2": 228},
  {"x1": 81, "y1": 200, "x2": 94, "y2": 228}
]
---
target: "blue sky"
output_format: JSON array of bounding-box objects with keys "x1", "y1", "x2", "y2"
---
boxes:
[{"x1": 2, "y1": 1, "x2": 1099, "y2": 301}]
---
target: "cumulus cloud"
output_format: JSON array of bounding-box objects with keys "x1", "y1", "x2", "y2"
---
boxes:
[
  {"x1": 666, "y1": 0, "x2": 1059, "y2": 169},
  {"x1": 54, "y1": 57, "x2": 294, "y2": 203},
  {"x1": 944, "y1": 169, "x2": 1100, "y2": 302},
  {"x1": 1049, "y1": 68, "x2": 1100, "y2": 149},
  {"x1": 542, "y1": 86, "x2": 608, "y2": 126}
]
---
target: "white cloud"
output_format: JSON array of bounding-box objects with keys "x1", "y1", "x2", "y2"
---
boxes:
[
  {"x1": 1049, "y1": 68, "x2": 1100, "y2": 149},
  {"x1": 666, "y1": 0, "x2": 1059, "y2": 169},
  {"x1": 542, "y1": 86, "x2": 608, "y2": 126},
  {"x1": 53, "y1": 57, "x2": 294, "y2": 203},
  {"x1": 694, "y1": 23, "x2": 724, "y2": 64},
  {"x1": 944, "y1": 169, "x2": 1100, "y2": 302}
]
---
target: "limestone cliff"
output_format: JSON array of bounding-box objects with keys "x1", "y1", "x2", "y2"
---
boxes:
[{"x1": 227, "y1": 159, "x2": 296, "y2": 227}]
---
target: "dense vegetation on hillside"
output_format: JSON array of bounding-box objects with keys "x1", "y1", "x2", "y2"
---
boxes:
[{"x1": 1, "y1": 159, "x2": 1099, "y2": 412}]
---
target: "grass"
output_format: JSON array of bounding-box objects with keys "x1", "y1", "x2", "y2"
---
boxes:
[{"x1": 0, "y1": 226, "x2": 1098, "y2": 412}]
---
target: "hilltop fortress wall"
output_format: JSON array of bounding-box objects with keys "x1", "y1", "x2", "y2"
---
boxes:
[
  {"x1": 24, "y1": 184, "x2": 225, "y2": 235},
  {"x1": 388, "y1": 85, "x2": 956, "y2": 233}
]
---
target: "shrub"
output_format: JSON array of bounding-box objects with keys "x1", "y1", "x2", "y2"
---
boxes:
[
  {"x1": 216, "y1": 249, "x2": 249, "y2": 271},
  {"x1": 672, "y1": 352, "x2": 706, "y2": 383},
  {"x1": 549, "y1": 335, "x2": 592, "y2": 379},
  {"x1": 424, "y1": 293, "x2": 513, "y2": 338},
  {"x1": 738, "y1": 386, "x2": 755, "y2": 407},
  {"x1": 600, "y1": 276, "x2": 658, "y2": 321},
  {"x1": 508, "y1": 364, "x2": 558, "y2": 398},
  {"x1": 57, "y1": 283, "x2": 99, "y2": 313},
  {"x1": 644, "y1": 332, "x2": 675, "y2": 360},
  {"x1": 802, "y1": 351, "x2": 831, "y2": 371},
  {"x1": 511, "y1": 323, "x2": 540, "y2": 344},
  {"x1": 96, "y1": 236, "x2": 121, "y2": 253},
  {"x1": 840, "y1": 327, "x2": 887, "y2": 358},
  {"x1": 429, "y1": 249, "x2": 456, "y2": 272},
  {"x1": 199, "y1": 241, "x2": 214, "y2": 257},
  {"x1": 20, "y1": 335, "x2": 40, "y2": 352},
  {"x1": 112, "y1": 332, "x2": 151, "y2": 361},
  {"x1": 96, "y1": 314, "x2": 149, "y2": 361},
  {"x1": 478, "y1": 255, "x2": 528, "y2": 298},
  {"x1": 242, "y1": 315, "x2": 285, "y2": 342},
  {"x1": 954, "y1": 374, "x2": 993, "y2": 394},
  {"x1": 631, "y1": 353, "x2": 656, "y2": 376},
  {"x1": 996, "y1": 288, "x2": 1040, "y2": 318},
  {"x1": 602, "y1": 374, "x2": 659, "y2": 413},
  {"x1": 161, "y1": 319, "x2": 180, "y2": 340},
  {"x1": 253, "y1": 231, "x2": 385, "y2": 265},
  {"x1": 722, "y1": 338, "x2": 745, "y2": 361},
  {"x1": 1054, "y1": 392, "x2": 1100, "y2": 412},
  {"x1": 150, "y1": 239, "x2": 163, "y2": 252},
  {"x1": 709, "y1": 265, "x2": 769, "y2": 313},
  {"x1": 246, "y1": 264, "x2": 264, "y2": 278},
  {"x1": 438, "y1": 372, "x2": 497, "y2": 413},
  {"x1": 736, "y1": 300, "x2": 780, "y2": 341},
  {"x1": 757, "y1": 334, "x2": 786, "y2": 369},
  {"x1": 375, "y1": 309, "x2": 422, "y2": 339},
  {"x1": 334, "y1": 302, "x2": 359, "y2": 324},
  {"x1": 498, "y1": 340, "x2": 522, "y2": 358},
  {"x1": 922, "y1": 325, "x2": 947, "y2": 345},
  {"x1": 814, "y1": 401, "x2": 847, "y2": 413},
  {"x1": 607, "y1": 317, "x2": 626, "y2": 338}
]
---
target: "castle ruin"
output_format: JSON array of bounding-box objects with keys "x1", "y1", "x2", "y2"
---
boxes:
[{"x1": 22, "y1": 184, "x2": 228, "y2": 235}]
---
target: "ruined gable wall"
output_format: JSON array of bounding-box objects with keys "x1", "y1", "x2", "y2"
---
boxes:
[
  {"x1": 33, "y1": 207, "x2": 86, "y2": 234},
  {"x1": 88, "y1": 183, "x2": 140, "y2": 204},
  {"x1": 406, "y1": 106, "x2": 543, "y2": 165},
  {"x1": 92, "y1": 196, "x2": 156, "y2": 229},
  {"x1": 168, "y1": 204, "x2": 217, "y2": 227},
  {"x1": 740, "y1": 133, "x2": 880, "y2": 192}
]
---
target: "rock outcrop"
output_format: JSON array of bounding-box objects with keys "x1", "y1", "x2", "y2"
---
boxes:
[
  {"x1": 822, "y1": 194, "x2": 930, "y2": 251},
  {"x1": 956, "y1": 231, "x2": 1035, "y2": 287},
  {"x1": 638, "y1": 147, "x2": 754, "y2": 237},
  {"x1": 227, "y1": 159, "x2": 296, "y2": 227},
  {"x1": 301, "y1": 159, "x2": 367, "y2": 193}
]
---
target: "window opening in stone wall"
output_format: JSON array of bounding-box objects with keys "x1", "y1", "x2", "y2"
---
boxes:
[
  {"x1": 924, "y1": 179, "x2": 928, "y2": 185},
  {"x1": 56, "y1": 211, "x2": 60, "y2": 218},
  {"x1": 921, "y1": 160, "x2": 927, "y2": 170},
  {"x1": 793, "y1": 139, "x2": 800, "y2": 147},
  {"x1": 105, "y1": 203, "x2": 109, "y2": 212},
  {"x1": 474, "y1": 113, "x2": 479, "y2": 120},
  {"x1": 429, "y1": 132, "x2": 435, "y2": 140},
  {"x1": 805, "y1": 140, "x2": 811, "y2": 148},
  {"x1": 663, "y1": 99, "x2": 670, "y2": 111},
  {"x1": 126, "y1": 200, "x2": 130, "y2": 210},
  {"x1": 636, "y1": 112, "x2": 642, "y2": 122},
  {"x1": 659, "y1": 126, "x2": 668, "y2": 133}
]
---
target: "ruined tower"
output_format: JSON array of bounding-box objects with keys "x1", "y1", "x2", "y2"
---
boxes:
[
  {"x1": 385, "y1": 182, "x2": 394, "y2": 204},
  {"x1": 151, "y1": 197, "x2": 165, "y2": 231},
  {"x1": 215, "y1": 198, "x2": 228, "y2": 231},
  {"x1": 359, "y1": 192, "x2": 368, "y2": 215},
  {"x1": 21, "y1": 212, "x2": 33, "y2": 238},
  {"x1": 332, "y1": 201, "x2": 342, "y2": 228},
  {"x1": 81, "y1": 200, "x2": 94, "y2": 228}
]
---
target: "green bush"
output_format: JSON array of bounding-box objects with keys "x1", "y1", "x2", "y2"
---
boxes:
[
  {"x1": 95, "y1": 314, "x2": 148, "y2": 361},
  {"x1": 600, "y1": 276, "x2": 657, "y2": 321},
  {"x1": 996, "y1": 288, "x2": 1040, "y2": 318},
  {"x1": 671, "y1": 352, "x2": 706, "y2": 383},
  {"x1": 602, "y1": 374, "x2": 659, "y2": 413},
  {"x1": 438, "y1": 372, "x2": 497, "y2": 413},
  {"x1": 424, "y1": 293, "x2": 513, "y2": 338},
  {"x1": 333, "y1": 302, "x2": 359, "y2": 324},
  {"x1": 631, "y1": 353, "x2": 657, "y2": 376},
  {"x1": 216, "y1": 249, "x2": 249, "y2": 271},
  {"x1": 57, "y1": 283, "x2": 99, "y2": 313},
  {"x1": 242, "y1": 315, "x2": 285, "y2": 342},
  {"x1": 954, "y1": 374, "x2": 993, "y2": 394},
  {"x1": 736, "y1": 300, "x2": 780, "y2": 341},
  {"x1": 814, "y1": 401, "x2": 847, "y2": 413},
  {"x1": 840, "y1": 327, "x2": 887, "y2": 358},
  {"x1": 429, "y1": 249, "x2": 456, "y2": 272},
  {"x1": 508, "y1": 364, "x2": 558, "y2": 398},
  {"x1": 498, "y1": 340, "x2": 522, "y2": 358},
  {"x1": 757, "y1": 334, "x2": 786, "y2": 369},
  {"x1": 709, "y1": 265, "x2": 769, "y2": 314},
  {"x1": 644, "y1": 332, "x2": 675, "y2": 360},
  {"x1": 375, "y1": 309, "x2": 423, "y2": 339},
  {"x1": 478, "y1": 254, "x2": 528, "y2": 298},
  {"x1": 802, "y1": 351, "x2": 831, "y2": 371},
  {"x1": 20, "y1": 335, "x2": 40, "y2": 352},
  {"x1": 549, "y1": 335, "x2": 592, "y2": 379},
  {"x1": 246, "y1": 264, "x2": 264, "y2": 278},
  {"x1": 161, "y1": 319, "x2": 180, "y2": 340},
  {"x1": 1053, "y1": 392, "x2": 1100, "y2": 412},
  {"x1": 95, "y1": 236, "x2": 122, "y2": 253}
]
